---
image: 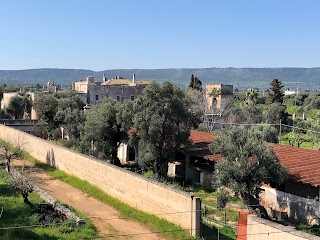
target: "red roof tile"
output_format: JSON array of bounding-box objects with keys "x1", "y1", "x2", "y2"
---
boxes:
[
  {"x1": 188, "y1": 131, "x2": 320, "y2": 187},
  {"x1": 128, "y1": 128, "x2": 215, "y2": 145},
  {"x1": 273, "y1": 144, "x2": 320, "y2": 187},
  {"x1": 189, "y1": 130, "x2": 214, "y2": 145}
]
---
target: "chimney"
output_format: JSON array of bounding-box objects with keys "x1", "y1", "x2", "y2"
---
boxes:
[
  {"x1": 103, "y1": 74, "x2": 107, "y2": 82},
  {"x1": 132, "y1": 74, "x2": 136, "y2": 84}
]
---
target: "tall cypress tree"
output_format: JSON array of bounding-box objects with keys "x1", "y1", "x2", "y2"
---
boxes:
[
  {"x1": 189, "y1": 74, "x2": 195, "y2": 88},
  {"x1": 188, "y1": 74, "x2": 202, "y2": 91},
  {"x1": 268, "y1": 79, "x2": 284, "y2": 104}
]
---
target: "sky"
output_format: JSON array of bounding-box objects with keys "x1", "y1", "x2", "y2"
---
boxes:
[{"x1": 1, "y1": 0, "x2": 320, "y2": 70}]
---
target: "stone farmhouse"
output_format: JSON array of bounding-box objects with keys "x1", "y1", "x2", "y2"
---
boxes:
[{"x1": 72, "y1": 74, "x2": 149, "y2": 106}]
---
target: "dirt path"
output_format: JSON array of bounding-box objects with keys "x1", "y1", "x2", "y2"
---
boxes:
[{"x1": 12, "y1": 160, "x2": 163, "y2": 240}]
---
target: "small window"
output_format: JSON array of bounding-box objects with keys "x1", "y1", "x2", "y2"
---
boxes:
[
  {"x1": 116, "y1": 95, "x2": 121, "y2": 102},
  {"x1": 130, "y1": 95, "x2": 135, "y2": 101},
  {"x1": 95, "y1": 95, "x2": 99, "y2": 101}
]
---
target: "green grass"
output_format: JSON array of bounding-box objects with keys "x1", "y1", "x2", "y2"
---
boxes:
[
  {"x1": 194, "y1": 189, "x2": 240, "y2": 223},
  {"x1": 202, "y1": 222, "x2": 236, "y2": 240},
  {"x1": 286, "y1": 105, "x2": 300, "y2": 115},
  {"x1": 306, "y1": 109, "x2": 320, "y2": 119},
  {"x1": 0, "y1": 170, "x2": 97, "y2": 240},
  {"x1": 280, "y1": 132, "x2": 319, "y2": 149},
  {"x1": 25, "y1": 154, "x2": 193, "y2": 240},
  {"x1": 296, "y1": 224, "x2": 320, "y2": 237}
]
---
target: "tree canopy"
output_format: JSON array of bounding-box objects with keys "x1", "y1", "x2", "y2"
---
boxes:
[
  {"x1": 129, "y1": 81, "x2": 201, "y2": 179},
  {"x1": 6, "y1": 93, "x2": 32, "y2": 120},
  {"x1": 34, "y1": 90, "x2": 85, "y2": 140},
  {"x1": 80, "y1": 97, "x2": 126, "y2": 163},
  {"x1": 210, "y1": 126, "x2": 288, "y2": 206}
]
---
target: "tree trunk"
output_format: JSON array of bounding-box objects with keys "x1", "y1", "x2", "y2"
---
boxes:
[
  {"x1": 242, "y1": 193, "x2": 269, "y2": 219},
  {"x1": 6, "y1": 160, "x2": 11, "y2": 173},
  {"x1": 153, "y1": 160, "x2": 161, "y2": 180},
  {"x1": 22, "y1": 193, "x2": 33, "y2": 208},
  {"x1": 160, "y1": 161, "x2": 168, "y2": 180}
]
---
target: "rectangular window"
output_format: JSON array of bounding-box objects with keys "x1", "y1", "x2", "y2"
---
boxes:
[
  {"x1": 130, "y1": 95, "x2": 135, "y2": 101},
  {"x1": 116, "y1": 95, "x2": 121, "y2": 102},
  {"x1": 95, "y1": 95, "x2": 99, "y2": 101}
]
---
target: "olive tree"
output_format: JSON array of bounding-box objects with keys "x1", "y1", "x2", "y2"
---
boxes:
[
  {"x1": 129, "y1": 81, "x2": 201, "y2": 179},
  {"x1": 210, "y1": 126, "x2": 288, "y2": 207}
]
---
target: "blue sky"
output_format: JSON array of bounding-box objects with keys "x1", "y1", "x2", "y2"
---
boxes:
[{"x1": 1, "y1": 0, "x2": 319, "y2": 70}]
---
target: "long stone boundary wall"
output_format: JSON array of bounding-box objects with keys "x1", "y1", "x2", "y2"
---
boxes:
[
  {"x1": 247, "y1": 215, "x2": 320, "y2": 240},
  {"x1": 0, "y1": 125, "x2": 201, "y2": 236}
]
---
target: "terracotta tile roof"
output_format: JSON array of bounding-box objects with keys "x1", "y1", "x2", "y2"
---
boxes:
[
  {"x1": 187, "y1": 131, "x2": 320, "y2": 187},
  {"x1": 128, "y1": 129, "x2": 215, "y2": 145},
  {"x1": 273, "y1": 144, "x2": 320, "y2": 187},
  {"x1": 189, "y1": 130, "x2": 214, "y2": 144}
]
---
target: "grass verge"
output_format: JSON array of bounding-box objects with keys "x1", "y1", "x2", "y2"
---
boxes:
[
  {"x1": 296, "y1": 224, "x2": 320, "y2": 237},
  {"x1": 25, "y1": 154, "x2": 193, "y2": 240}
]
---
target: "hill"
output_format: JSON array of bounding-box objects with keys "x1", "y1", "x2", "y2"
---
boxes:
[{"x1": 0, "y1": 68, "x2": 319, "y2": 90}]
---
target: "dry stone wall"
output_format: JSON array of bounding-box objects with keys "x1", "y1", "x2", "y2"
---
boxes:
[{"x1": 0, "y1": 125, "x2": 201, "y2": 236}]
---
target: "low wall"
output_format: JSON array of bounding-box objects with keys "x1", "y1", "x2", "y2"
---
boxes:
[
  {"x1": 247, "y1": 215, "x2": 320, "y2": 240},
  {"x1": 261, "y1": 186, "x2": 320, "y2": 225},
  {"x1": 0, "y1": 125, "x2": 201, "y2": 236}
]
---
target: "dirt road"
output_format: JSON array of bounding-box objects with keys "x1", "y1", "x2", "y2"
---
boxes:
[{"x1": 13, "y1": 160, "x2": 163, "y2": 240}]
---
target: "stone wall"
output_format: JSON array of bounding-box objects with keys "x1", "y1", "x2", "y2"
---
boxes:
[
  {"x1": 260, "y1": 186, "x2": 320, "y2": 225},
  {"x1": 247, "y1": 215, "x2": 320, "y2": 240},
  {"x1": 88, "y1": 84, "x2": 146, "y2": 105},
  {"x1": 0, "y1": 125, "x2": 201, "y2": 236}
]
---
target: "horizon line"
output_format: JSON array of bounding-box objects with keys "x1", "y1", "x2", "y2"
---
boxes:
[{"x1": 1, "y1": 66, "x2": 320, "y2": 71}]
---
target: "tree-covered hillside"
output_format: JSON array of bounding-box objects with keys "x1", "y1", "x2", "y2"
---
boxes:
[{"x1": 0, "y1": 67, "x2": 320, "y2": 90}]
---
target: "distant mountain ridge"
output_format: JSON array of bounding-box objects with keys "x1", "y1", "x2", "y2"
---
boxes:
[{"x1": 0, "y1": 68, "x2": 319, "y2": 90}]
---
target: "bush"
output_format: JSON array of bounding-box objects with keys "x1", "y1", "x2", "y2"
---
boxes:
[{"x1": 216, "y1": 191, "x2": 228, "y2": 209}]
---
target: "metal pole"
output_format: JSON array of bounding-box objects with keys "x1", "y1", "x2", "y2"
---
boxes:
[{"x1": 279, "y1": 119, "x2": 282, "y2": 143}]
